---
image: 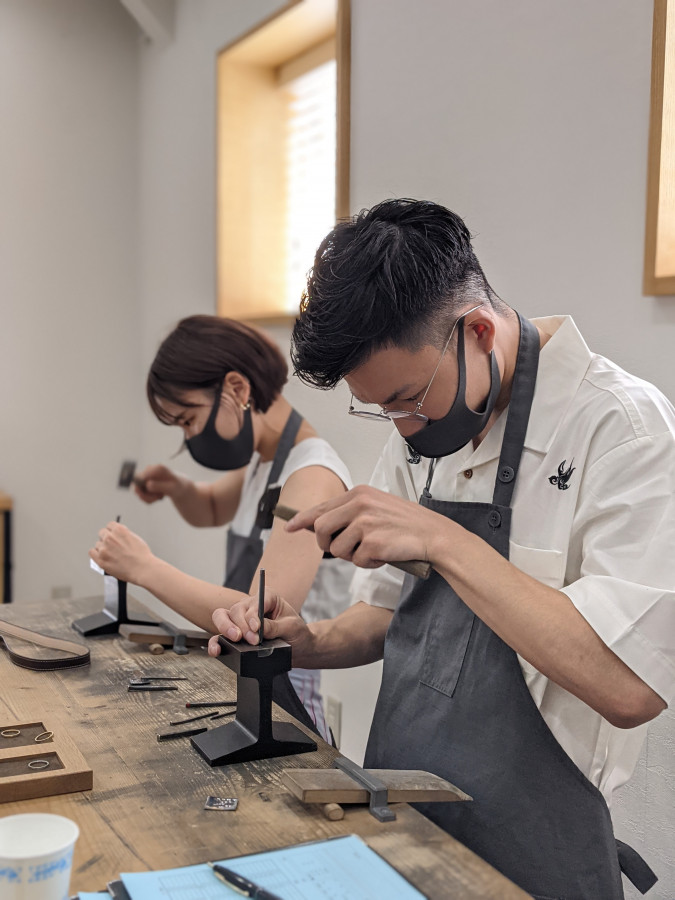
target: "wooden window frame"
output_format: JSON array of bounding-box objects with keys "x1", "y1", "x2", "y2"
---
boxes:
[
  {"x1": 216, "y1": 0, "x2": 351, "y2": 323},
  {"x1": 644, "y1": 0, "x2": 675, "y2": 295}
]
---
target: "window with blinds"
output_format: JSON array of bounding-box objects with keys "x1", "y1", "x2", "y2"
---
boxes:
[
  {"x1": 216, "y1": 0, "x2": 350, "y2": 322},
  {"x1": 282, "y1": 59, "x2": 337, "y2": 314}
]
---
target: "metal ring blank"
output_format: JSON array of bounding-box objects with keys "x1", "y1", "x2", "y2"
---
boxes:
[
  {"x1": 34, "y1": 731, "x2": 54, "y2": 743},
  {"x1": 28, "y1": 759, "x2": 50, "y2": 770},
  {"x1": 1, "y1": 729, "x2": 21, "y2": 738}
]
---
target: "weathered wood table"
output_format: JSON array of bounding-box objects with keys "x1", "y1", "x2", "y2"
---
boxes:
[{"x1": 0, "y1": 597, "x2": 529, "y2": 899}]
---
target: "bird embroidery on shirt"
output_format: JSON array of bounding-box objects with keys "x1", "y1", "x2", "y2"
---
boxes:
[{"x1": 549, "y1": 459, "x2": 575, "y2": 490}]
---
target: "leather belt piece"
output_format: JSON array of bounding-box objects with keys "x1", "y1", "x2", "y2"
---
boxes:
[{"x1": 0, "y1": 618, "x2": 90, "y2": 671}]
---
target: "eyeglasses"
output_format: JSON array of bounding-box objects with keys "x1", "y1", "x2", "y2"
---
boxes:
[{"x1": 348, "y1": 304, "x2": 483, "y2": 423}]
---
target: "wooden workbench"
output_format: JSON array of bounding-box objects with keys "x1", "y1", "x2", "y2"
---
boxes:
[{"x1": 0, "y1": 596, "x2": 528, "y2": 899}]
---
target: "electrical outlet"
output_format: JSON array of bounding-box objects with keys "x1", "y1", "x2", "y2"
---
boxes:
[
  {"x1": 325, "y1": 695, "x2": 342, "y2": 747},
  {"x1": 50, "y1": 586, "x2": 72, "y2": 600}
]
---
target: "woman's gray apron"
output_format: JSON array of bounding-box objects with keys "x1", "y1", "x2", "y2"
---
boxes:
[
  {"x1": 224, "y1": 409, "x2": 321, "y2": 737},
  {"x1": 364, "y1": 316, "x2": 656, "y2": 899}
]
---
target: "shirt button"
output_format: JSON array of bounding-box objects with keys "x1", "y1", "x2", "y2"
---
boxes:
[{"x1": 463, "y1": 469, "x2": 473, "y2": 479}]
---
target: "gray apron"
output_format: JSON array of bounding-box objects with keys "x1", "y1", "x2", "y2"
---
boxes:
[
  {"x1": 365, "y1": 316, "x2": 656, "y2": 899},
  {"x1": 224, "y1": 409, "x2": 322, "y2": 737}
]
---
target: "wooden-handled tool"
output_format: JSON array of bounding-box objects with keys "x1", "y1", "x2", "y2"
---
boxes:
[{"x1": 273, "y1": 504, "x2": 432, "y2": 580}]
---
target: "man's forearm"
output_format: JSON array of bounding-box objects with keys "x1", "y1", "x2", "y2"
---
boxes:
[
  {"x1": 429, "y1": 521, "x2": 665, "y2": 728},
  {"x1": 299, "y1": 602, "x2": 392, "y2": 669}
]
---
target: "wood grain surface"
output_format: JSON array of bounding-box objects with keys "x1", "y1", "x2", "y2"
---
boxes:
[{"x1": 0, "y1": 596, "x2": 528, "y2": 899}]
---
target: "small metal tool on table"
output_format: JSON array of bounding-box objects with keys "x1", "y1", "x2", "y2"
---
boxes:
[
  {"x1": 272, "y1": 504, "x2": 432, "y2": 580},
  {"x1": 128, "y1": 675, "x2": 188, "y2": 692}
]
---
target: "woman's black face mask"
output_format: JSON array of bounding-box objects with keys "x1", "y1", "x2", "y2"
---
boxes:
[{"x1": 185, "y1": 384, "x2": 254, "y2": 471}]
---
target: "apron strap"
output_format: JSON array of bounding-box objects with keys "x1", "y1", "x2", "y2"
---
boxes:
[
  {"x1": 616, "y1": 839, "x2": 658, "y2": 894},
  {"x1": 249, "y1": 408, "x2": 303, "y2": 541},
  {"x1": 492, "y1": 314, "x2": 540, "y2": 508}
]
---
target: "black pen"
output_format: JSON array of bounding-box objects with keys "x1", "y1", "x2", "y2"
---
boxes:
[
  {"x1": 258, "y1": 569, "x2": 265, "y2": 645},
  {"x1": 208, "y1": 861, "x2": 285, "y2": 900}
]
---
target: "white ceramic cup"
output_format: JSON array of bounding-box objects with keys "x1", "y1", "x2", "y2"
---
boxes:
[{"x1": 0, "y1": 813, "x2": 79, "y2": 900}]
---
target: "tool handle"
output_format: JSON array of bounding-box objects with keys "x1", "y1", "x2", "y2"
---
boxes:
[{"x1": 273, "y1": 504, "x2": 432, "y2": 580}]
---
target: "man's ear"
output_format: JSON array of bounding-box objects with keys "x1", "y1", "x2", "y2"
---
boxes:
[
  {"x1": 223, "y1": 370, "x2": 251, "y2": 408},
  {"x1": 469, "y1": 313, "x2": 496, "y2": 354}
]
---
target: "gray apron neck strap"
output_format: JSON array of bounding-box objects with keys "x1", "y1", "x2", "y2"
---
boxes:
[
  {"x1": 248, "y1": 408, "x2": 303, "y2": 541},
  {"x1": 492, "y1": 314, "x2": 540, "y2": 508}
]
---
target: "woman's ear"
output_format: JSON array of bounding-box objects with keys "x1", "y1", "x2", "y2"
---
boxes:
[{"x1": 223, "y1": 371, "x2": 251, "y2": 408}]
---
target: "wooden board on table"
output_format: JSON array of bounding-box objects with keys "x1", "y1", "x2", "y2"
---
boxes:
[
  {"x1": 281, "y1": 768, "x2": 472, "y2": 804},
  {"x1": 0, "y1": 718, "x2": 92, "y2": 803},
  {"x1": 119, "y1": 623, "x2": 209, "y2": 647}
]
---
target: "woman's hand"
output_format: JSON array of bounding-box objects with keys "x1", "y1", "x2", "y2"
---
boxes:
[
  {"x1": 89, "y1": 522, "x2": 154, "y2": 585},
  {"x1": 209, "y1": 589, "x2": 316, "y2": 666},
  {"x1": 134, "y1": 464, "x2": 187, "y2": 504}
]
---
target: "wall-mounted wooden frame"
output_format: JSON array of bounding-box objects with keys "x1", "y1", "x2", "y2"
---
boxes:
[
  {"x1": 216, "y1": 0, "x2": 351, "y2": 323},
  {"x1": 644, "y1": 0, "x2": 675, "y2": 295}
]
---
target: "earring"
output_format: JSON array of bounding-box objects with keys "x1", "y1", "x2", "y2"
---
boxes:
[
  {"x1": 241, "y1": 401, "x2": 251, "y2": 411},
  {"x1": 1, "y1": 729, "x2": 20, "y2": 738}
]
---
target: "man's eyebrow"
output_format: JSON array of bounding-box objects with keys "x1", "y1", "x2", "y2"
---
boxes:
[{"x1": 353, "y1": 384, "x2": 417, "y2": 407}]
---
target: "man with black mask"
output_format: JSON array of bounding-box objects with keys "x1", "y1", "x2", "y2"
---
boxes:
[{"x1": 211, "y1": 200, "x2": 675, "y2": 899}]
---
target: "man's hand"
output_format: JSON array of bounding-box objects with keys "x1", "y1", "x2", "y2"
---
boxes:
[
  {"x1": 89, "y1": 522, "x2": 154, "y2": 584},
  {"x1": 134, "y1": 464, "x2": 186, "y2": 504},
  {"x1": 285, "y1": 485, "x2": 444, "y2": 569},
  {"x1": 210, "y1": 590, "x2": 316, "y2": 666}
]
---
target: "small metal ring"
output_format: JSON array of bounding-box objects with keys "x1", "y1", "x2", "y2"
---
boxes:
[
  {"x1": 28, "y1": 759, "x2": 50, "y2": 770},
  {"x1": 1, "y1": 729, "x2": 21, "y2": 738},
  {"x1": 34, "y1": 731, "x2": 54, "y2": 743}
]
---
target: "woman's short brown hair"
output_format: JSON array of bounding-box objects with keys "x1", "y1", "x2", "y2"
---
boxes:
[{"x1": 147, "y1": 315, "x2": 288, "y2": 422}]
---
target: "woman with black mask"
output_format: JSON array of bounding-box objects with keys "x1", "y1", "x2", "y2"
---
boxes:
[{"x1": 90, "y1": 315, "x2": 352, "y2": 740}]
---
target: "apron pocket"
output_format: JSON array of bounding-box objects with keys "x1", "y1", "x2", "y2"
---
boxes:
[{"x1": 419, "y1": 610, "x2": 476, "y2": 699}]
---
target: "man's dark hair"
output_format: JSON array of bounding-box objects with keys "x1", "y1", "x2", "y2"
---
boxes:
[
  {"x1": 147, "y1": 315, "x2": 287, "y2": 422},
  {"x1": 291, "y1": 198, "x2": 502, "y2": 388}
]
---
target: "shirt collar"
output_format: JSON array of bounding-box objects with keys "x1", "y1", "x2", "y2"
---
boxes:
[
  {"x1": 459, "y1": 315, "x2": 592, "y2": 467},
  {"x1": 524, "y1": 315, "x2": 592, "y2": 454}
]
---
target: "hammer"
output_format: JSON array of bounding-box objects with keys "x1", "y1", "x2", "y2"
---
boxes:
[{"x1": 273, "y1": 504, "x2": 432, "y2": 580}]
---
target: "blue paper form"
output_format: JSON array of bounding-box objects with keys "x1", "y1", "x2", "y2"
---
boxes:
[{"x1": 120, "y1": 834, "x2": 425, "y2": 900}]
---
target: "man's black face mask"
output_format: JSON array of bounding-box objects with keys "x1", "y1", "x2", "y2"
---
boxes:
[{"x1": 405, "y1": 321, "x2": 501, "y2": 459}]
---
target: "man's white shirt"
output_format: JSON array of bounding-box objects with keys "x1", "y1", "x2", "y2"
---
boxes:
[{"x1": 351, "y1": 315, "x2": 675, "y2": 804}]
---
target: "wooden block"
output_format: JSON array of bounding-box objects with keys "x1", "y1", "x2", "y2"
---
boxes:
[
  {"x1": 281, "y1": 768, "x2": 472, "y2": 805},
  {"x1": 321, "y1": 802, "x2": 344, "y2": 821},
  {"x1": 0, "y1": 719, "x2": 93, "y2": 803},
  {"x1": 119, "y1": 624, "x2": 208, "y2": 646}
]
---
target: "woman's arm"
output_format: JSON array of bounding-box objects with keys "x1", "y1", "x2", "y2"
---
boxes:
[
  {"x1": 90, "y1": 464, "x2": 347, "y2": 631},
  {"x1": 135, "y1": 464, "x2": 246, "y2": 527}
]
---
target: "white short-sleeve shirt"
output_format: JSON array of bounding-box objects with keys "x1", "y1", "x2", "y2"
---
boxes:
[
  {"x1": 230, "y1": 437, "x2": 353, "y2": 623},
  {"x1": 351, "y1": 315, "x2": 675, "y2": 804}
]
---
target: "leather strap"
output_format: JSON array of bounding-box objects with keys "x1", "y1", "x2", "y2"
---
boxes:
[{"x1": 0, "y1": 618, "x2": 90, "y2": 671}]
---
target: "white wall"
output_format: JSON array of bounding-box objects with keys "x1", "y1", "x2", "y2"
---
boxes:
[{"x1": 0, "y1": 0, "x2": 143, "y2": 605}]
